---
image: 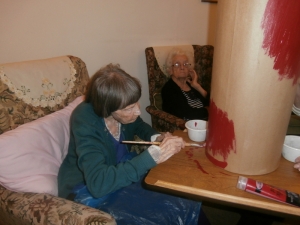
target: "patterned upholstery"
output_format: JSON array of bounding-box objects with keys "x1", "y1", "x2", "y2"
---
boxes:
[
  {"x1": 0, "y1": 56, "x2": 89, "y2": 134},
  {"x1": 0, "y1": 189, "x2": 115, "y2": 225},
  {"x1": 145, "y1": 45, "x2": 214, "y2": 132},
  {"x1": 0, "y1": 56, "x2": 116, "y2": 225}
]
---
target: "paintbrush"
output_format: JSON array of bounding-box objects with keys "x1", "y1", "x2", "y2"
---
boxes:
[{"x1": 121, "y1": 140, "x2": 204, "y2": 147}]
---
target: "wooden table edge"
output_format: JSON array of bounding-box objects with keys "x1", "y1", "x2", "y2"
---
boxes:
[{"x1": 144, "y1": 178, "x2": 300, "y2": 217}]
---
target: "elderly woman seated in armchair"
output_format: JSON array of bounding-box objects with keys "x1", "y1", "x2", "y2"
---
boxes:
[{"x1": 161, "y1": 47, "x2": 210, "y2": 121}]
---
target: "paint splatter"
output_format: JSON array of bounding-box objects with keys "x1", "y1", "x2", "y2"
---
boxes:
[
  {"x1": 205, "y1": 151, "x2": 228, "y2": 169},
  {"x1": 206, "y1": 99, "x2": 236, "y2": 168},
  {"x1": 195, "y1": 122, "x2": 197, "y2": 127},
  {"x1": 193, "y1": 160, "x2": 209, "y2": 174},
  {"x1": 261, "y1": 0, "x2": 300, "y2": 84},
  {"x1": 185, "y1": 148, "x2": 209, "y2": 174},
  {"x1": 185, "y1": 150, "x2": 193, "y2": 158}
]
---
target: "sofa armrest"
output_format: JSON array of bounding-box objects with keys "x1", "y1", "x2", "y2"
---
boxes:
[
  {"x1": 146, "y1": 106, "x2": 186, "y2": 132},
  {"x1": 0, "y1": 185, "x2": 116, "y2": 225}
]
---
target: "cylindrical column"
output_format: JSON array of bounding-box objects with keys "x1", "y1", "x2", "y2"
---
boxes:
[{"x1": 206, "y1": 0, "x2": 300, "y2": 175}]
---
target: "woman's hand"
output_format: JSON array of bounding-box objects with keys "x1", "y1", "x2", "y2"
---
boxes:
[
  {"x1": 187, "y1": 70, "x2": 199, "y2": 88},
  {"x1": 294, "y1": 156, "x2": 300, "y2": 171},
  {"x1": 155, "y1": 132, "x2": 172, "y2": 142},
  {"x1": 187, "y1": 70, "x2": 207, "y2": 97},
  {"x1": 156, "y1": 136, "x2": 185, "y2": 164}
]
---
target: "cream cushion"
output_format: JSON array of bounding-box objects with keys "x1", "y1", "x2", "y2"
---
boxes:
[{"x1": 0, "y1": 96, "x2": 83, "y2": 196}]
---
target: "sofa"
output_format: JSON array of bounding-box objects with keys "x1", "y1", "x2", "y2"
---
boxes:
[
  {"x1": 0, "y1": 56, "x2": 116, "y2": 225},
  {"x1": 145, "y1": 45, "x2": 214, "y2": 132}
]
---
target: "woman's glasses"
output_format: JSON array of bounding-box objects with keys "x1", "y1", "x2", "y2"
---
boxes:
[{"x1": 172, "y1": 62, "x2": 191, "y2": 69}]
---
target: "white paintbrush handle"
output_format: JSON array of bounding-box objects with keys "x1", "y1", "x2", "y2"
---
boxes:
[{"x1": 121, "y1": 141, "x2": 204, "y2": 147}]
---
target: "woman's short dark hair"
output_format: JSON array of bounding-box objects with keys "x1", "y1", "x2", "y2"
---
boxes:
[{"x1": 85, "y1": 63, "x2": 141, "y2": 117}]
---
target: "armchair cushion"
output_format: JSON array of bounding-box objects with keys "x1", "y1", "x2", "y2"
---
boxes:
[{"x1": 0, "y1": 96, "x2": 83, "y2": 196}]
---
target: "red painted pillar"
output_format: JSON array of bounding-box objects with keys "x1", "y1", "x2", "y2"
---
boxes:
[{"x1": 206, "y1": 0, "x2": 300, "y2": 175}]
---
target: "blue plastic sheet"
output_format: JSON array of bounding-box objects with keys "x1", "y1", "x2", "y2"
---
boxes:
[{"x1": 73, "y1": 177, "x2": 201, "y2": 225}]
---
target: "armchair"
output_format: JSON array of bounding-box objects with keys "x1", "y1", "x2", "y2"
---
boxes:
[
  {"x1": 145, "y1": 45, "x2": 214, "y2": 132},
  {"x1": 0, "y1": 56, "x2": 116, "y2": 225}
]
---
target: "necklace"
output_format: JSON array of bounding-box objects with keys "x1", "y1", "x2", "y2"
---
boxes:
[{"x1": 105, "y1": 118, "x2": 121, "y2": 141}]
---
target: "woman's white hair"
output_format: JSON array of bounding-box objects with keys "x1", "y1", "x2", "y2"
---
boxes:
[{"x1": 165, "y1": 47, "x2": 194, "y2": 77}]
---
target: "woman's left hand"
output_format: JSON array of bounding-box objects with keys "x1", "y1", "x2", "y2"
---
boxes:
[
  {"x1": 155, "y1": 132, "x2": 172, "y2": 142},
  {"x1": 187, "y1": 70, "x2": 207, "y2": 97},
  {"x1": 187, "y1": 70, "x2": 200, "y2": 88},
  {"x1": 293, "y1": 156, "x2": 300, "y2": 171},
  {"x1": 156, "y1": 136, "x2": 185, "y2": 164}
]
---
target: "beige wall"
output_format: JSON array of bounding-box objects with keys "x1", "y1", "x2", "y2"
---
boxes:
[{"x1": 0, "y1": 0, "x2": 217, "y2": 124}]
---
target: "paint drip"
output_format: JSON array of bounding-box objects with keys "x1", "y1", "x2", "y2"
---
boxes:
[{"x1": 205, "y1": 99, "x2": 236, "y2": 168}]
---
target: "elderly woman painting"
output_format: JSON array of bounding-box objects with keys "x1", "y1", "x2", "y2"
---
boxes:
[
  {"x1": 161, "y1": 47, "x2": 210, "y2": 121},
  {"x1": 58, "y1": 63, "x2": 203, "y2": 224}
]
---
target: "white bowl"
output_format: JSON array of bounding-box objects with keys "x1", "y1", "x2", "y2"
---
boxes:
[
  {"x1": 185, "y1": 120, "x2": 207, "y2": 142},
  {"x1": 282, "y1": 135, "x2": 300, "y2": 162}
]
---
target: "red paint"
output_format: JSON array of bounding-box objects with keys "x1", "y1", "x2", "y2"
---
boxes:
[
  {"x1": 185, "y1": 148, "x2": 209, "y2": 174},
  {"x1": 193, "y1": 160, "x2": 209, "y2": 174},
  {"x1": 195, "y1": 122, "x2": 197, "y2": 127},
  {"x1": 205, "y1": 99, "x2": 235, "y2": 168},
  {"x1": 261, "y1": 0, "x2": 300, "y2": 84},
  {"x1": 185, "y1": 150, "x2": 193, "y2": 158},
  {"x1": 205, "y1": 150, "x2": 227, "y2": 169},
  {"x1": 237, "y1": 176, "x2": 300, "y2": 207}
]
